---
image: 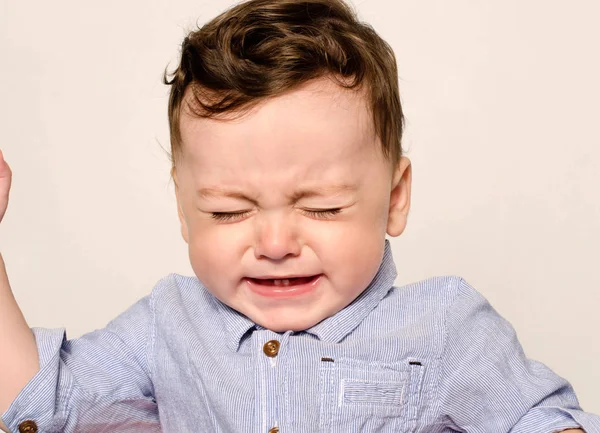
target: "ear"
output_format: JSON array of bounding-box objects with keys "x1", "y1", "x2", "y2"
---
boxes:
[
  {"x1": 386, "y1": 157, "x2": 412, "y2": 237},
  {"x1": 172, "y1": 168, "x2": 190, "y2": 244}
]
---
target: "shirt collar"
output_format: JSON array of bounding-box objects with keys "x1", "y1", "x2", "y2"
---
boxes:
[
  {"x1": 303, "y1": 240, "x2": 397, "y2": 343},
  {"x1": 214, "y1": 301, "x2": 257, "y2": 352},
  {"x1": 215, "y1": 240, "x2": 397, "y2": 351}
]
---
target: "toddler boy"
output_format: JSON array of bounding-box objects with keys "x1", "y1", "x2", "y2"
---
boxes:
[{"x1": 1, "y1": 0, "x2": 599, "y2": 432}]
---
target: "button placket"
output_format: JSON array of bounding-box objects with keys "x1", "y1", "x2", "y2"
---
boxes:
[{"x1": 255, "y1": 332, "x2": 284, "y2": 433}]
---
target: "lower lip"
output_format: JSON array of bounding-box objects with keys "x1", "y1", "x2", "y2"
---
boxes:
[{"x1": 245, "y1": 275, "x2": 322, "y2": 298}]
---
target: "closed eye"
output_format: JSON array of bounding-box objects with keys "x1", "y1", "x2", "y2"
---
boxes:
[
  {"x1": 211, "y1": 208, "x2": 342, "y2": 222},
  {"x1": 211, "y1": 211, "x2": 252, "y2": 222},
  {"x1": 301, "y1": 208, "x2": 342, "y2": 219}
]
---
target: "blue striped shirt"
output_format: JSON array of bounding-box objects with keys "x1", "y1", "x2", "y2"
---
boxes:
[{"x1": 2, "y1": 241, "x2": 600, "y2": 432}]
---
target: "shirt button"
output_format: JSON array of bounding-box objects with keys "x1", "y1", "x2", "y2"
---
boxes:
[
  {"x1": 18, "y1": 420, "x2": 38, "y2": 433},
  {"x1": 268, "y1": 427, "x2": 279, "y2": 433},
  {"x1": 263, "y1": 340, "x2": 280, "y2": 357}
]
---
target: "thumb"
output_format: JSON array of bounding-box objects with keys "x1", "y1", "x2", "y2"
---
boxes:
[{"x1": 0, "y1": 149, "x2": 13, "y2": 223}]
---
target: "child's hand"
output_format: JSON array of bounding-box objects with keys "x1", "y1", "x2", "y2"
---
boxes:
[{"x1": 0, "y1": 150, "x2": 12, "y2": 223}]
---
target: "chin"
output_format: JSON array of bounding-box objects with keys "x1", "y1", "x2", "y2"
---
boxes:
[{"x1": 256, "y1": 316, "x2": 321, "y2": 333}]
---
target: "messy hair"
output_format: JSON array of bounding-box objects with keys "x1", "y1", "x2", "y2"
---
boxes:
[{"x1": 164, "y1": 0, "x2": 404, "y2": 168}]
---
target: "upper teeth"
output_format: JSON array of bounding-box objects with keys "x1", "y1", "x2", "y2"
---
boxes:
[{"x1": 274, "y1": 279, "x2": 290, "y2": 286}]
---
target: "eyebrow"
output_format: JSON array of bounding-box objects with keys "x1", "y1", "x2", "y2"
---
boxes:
[
  {"x1": 196, "y1": 187, "x2": 257, "y2": 204},
  {"x1": 288, "y1": 184, "x2": 357, "y2": 201},
  {"x1": 196, "y1": 184, "x2": 357, "y2": 203}
]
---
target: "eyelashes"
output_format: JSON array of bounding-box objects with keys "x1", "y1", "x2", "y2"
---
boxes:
[
  {"x1": 301, "y1": 208, "x2": 341, "y2": 219},
  {"x1": 210, "y1": 211, "x2": 251, "y2": 222},
  {"x1": 210, "y1": 208, "x2": 342, "y2": 222}
]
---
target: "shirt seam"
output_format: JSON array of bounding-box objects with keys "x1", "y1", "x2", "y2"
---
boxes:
[
  {"x1": 66, "y1": 285, "x2": 158, "y2": 404},
  {"x1": 61, "y1": 327, "x2": 154, "y2": 403},
  {"x1": 148, "y1": 276, "x2": 158, "y2": 398},
  {"x1": 434, "y1": 276, "x2": 465, "y2": 431}
]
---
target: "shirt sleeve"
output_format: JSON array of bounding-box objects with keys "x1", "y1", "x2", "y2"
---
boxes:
[
  {"x1": 437, "y1": 278, "x2": 600, "y2": 433},
  {"x1": 0, "y1": 293, "x2": 161, "y2": 433}
]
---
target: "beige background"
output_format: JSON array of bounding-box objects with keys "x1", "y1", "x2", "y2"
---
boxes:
[{"x1": 1, "y1": 0, "x2": 599, "y2": 414}]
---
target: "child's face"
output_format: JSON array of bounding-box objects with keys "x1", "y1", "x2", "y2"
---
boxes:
[{"x1": 174, "y1": 78, "x2": 411, "y2": 332}]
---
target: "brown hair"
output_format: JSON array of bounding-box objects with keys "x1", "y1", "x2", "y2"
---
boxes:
[{"x1": 164, "y1": 0, "x2": 404, "y2": 169}]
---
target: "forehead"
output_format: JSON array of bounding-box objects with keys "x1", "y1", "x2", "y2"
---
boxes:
[{"x1": 177, "y1": 78, "x2": 383, "y2": 186}]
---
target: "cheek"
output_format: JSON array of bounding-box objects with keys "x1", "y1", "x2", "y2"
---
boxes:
[
  {"x1": 310, "y1": 220, "x2": 385, "y2": 285},
  {"x1": 186, "y1": 221, "x2": 250, "y2": 282},
  {"x1": 331, "y1": 231, "x2": 384, "y2": 276}
]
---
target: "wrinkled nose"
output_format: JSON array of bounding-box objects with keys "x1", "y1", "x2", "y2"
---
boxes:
[{"x1": 254, "y1": 213, "x2": 301, "y2": 260}]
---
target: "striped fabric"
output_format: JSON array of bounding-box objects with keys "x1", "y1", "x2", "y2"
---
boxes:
[{"x1": 2, "y1": 241, "x2": 600, "y2": 432}]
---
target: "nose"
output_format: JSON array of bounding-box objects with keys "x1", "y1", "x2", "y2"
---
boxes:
[{"x1": 254, "y1": 212, "x2": 301, "y2": 260}]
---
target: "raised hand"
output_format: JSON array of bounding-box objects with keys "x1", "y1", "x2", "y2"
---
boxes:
[{"x1": 0, "y1": 150, "x2": 11, "y2": 223}]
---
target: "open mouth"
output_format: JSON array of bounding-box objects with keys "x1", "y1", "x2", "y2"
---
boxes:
[
  {"x1": 245, "y1": 274, "x2": 322, "y2": 297},
  {"x1": 248, "y1": 276, "x2": 319, "y2": 287}
]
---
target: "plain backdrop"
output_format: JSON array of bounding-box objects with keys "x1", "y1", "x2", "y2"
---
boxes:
[{"x1": 1, "y1": 0, "x2": 599, "y2": 414}]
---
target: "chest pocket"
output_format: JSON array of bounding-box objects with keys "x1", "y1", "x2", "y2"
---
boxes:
[{"x1": 318, "y1": 358, "x2": 425, "y2": 433}]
